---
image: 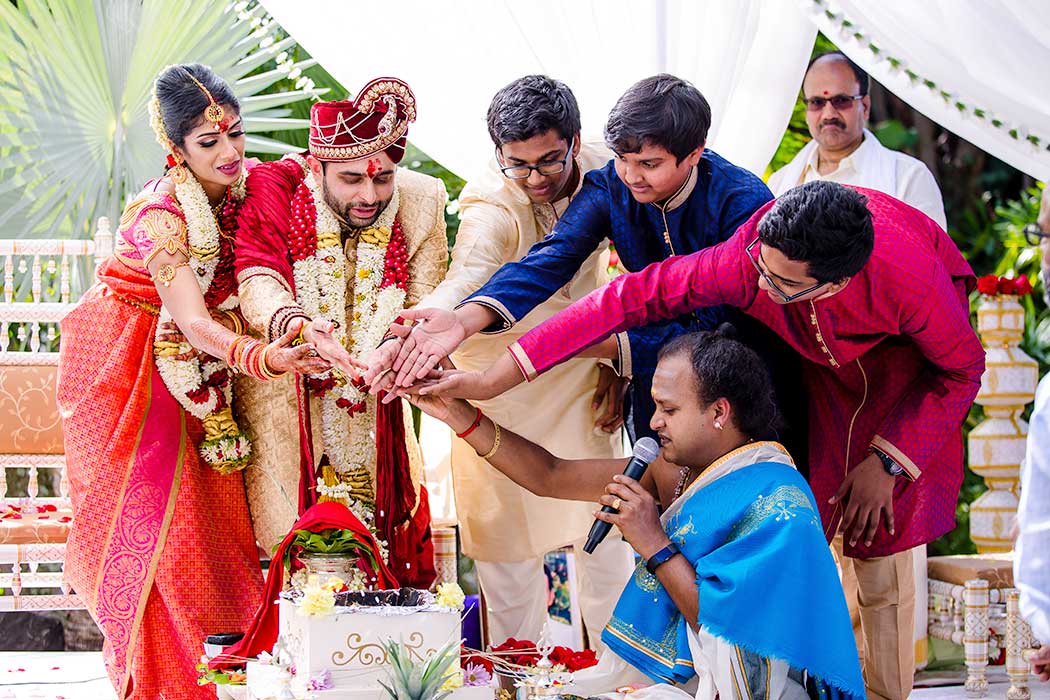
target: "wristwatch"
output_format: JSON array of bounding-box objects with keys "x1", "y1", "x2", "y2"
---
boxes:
[
  {"x1": 872, "y1": 447, "x2": 904, "y2": 477},
  {"x1": 645, "y1": 542, "x2": 681, "y2": 575}
]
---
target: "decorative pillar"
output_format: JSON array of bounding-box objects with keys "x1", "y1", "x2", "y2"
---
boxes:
[
  {"x1": 432, "y1": 526, "x2": 458, "y2": 588},
  {"x1": 964, "y1": 578, "x2": 990, "y2": 697},
  {"x1": 969, "y1": 291, "x2": 1037, "y2": 552},
  {"x1": 1006, "y1": 589, "x2": 1032, "y2": 700}
]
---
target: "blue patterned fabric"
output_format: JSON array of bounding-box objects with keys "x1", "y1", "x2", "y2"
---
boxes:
[
  {"x1": 603, "y1": 461, "x2": 864, "y2": 700},
  {"x1": 464, "y1": 151, "x2": 772, "y2": 439}
]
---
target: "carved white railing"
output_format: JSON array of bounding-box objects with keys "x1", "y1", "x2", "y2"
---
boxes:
[{"x1": 0, "y1": 218, "x2": 112, "y2": 611}]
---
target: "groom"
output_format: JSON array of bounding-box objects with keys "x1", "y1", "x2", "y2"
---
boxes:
[{"x1": 233, "y1": 77, "x2": 449, "y2": 587}]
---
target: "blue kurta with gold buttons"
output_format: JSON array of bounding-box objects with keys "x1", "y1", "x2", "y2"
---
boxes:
[{"x1": 466, "y1": 149, "x2": 772, "y2": 439}]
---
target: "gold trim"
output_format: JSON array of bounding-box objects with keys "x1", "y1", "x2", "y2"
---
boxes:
[
  {"x1": 678, "y1": 441, "x2": 791, "y2": 502},
  {"x1": 872, "y1": 434, "x2": 921, "y2": 480},
  {"x1": 602, "y1": 624, "x2": 695, "y2": 673},
  {"x1": 507, "y1": 342, "x2": 537, "y2": 382},
  {"x1": 119, "y1": 409, "x2": 186, "y2": 699}
]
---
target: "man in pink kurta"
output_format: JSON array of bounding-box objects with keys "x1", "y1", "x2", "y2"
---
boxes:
[{"x1": 504, "y1": 183, "x2": 984, "y2": 700}]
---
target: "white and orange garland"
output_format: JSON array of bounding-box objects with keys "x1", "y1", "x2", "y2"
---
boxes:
[
  {"x1": 285, "y1": 153, "x2": 408, "y2": 531},
  {"x1": 151, "y1": 167, "x2": 254, "y2": 474}
]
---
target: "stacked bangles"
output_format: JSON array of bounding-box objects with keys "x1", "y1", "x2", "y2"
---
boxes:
[{"x1": 226, "y1": 335, "x2": 284, "y2": 380}]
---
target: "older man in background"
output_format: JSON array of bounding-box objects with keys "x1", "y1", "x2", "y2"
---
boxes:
[{"x1": 769, "y1": 51, "x2": 946, "y2": 229}]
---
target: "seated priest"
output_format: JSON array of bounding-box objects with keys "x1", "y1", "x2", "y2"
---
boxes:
[{"x1": 403, "y1": 330, "x2": 864, "y2": 700}]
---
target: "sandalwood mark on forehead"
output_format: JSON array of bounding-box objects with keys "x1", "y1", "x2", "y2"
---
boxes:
[{"x1": 366, "y1": 158, "x2": 381, "y2": 177}]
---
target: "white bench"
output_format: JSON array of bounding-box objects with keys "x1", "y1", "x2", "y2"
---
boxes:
[{"x1": 0, "y1": 219, "x2": 112, "y2": 611}]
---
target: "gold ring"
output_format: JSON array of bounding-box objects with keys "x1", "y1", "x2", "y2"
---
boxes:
[{"x1": 612, "y1": 497, "x2": 622, "y2": 511}]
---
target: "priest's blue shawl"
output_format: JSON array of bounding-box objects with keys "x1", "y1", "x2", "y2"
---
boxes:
[{"x1": 603, "y1": 461, "x2": 864, "y2": 700}]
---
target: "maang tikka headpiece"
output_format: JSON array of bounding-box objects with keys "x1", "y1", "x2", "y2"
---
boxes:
[{"x1": 148, "y1": 66, "x2": 230, "y2": 184}]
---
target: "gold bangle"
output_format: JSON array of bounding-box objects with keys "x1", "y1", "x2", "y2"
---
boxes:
[
  {"x1": 221, "y1": 309, "x2": 245, "y2": 335},
  {"x1": 258, "y1": 343, "x2": 285, "y2": 380},
  {"x1": 479, "y1": 423, "x2": 501, "y2": 460}
]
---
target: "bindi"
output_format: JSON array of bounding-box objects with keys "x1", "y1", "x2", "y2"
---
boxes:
[{"x1": 366, "y1": 158, "x2": 381, "y2": 177}]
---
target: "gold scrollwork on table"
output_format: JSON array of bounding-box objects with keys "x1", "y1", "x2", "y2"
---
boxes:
[{"x1": 331, "y1": 631, "x2": 438, "y2": 667}]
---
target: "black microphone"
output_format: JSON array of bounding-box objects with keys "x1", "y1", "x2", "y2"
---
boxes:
[{"x1": 583, "y1": 437, "x2": 660, "y2": 554}]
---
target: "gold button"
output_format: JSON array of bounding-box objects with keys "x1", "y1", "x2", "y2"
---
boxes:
[{"x1": 820, "y1": 346, "x2": 828, "y2": 353}]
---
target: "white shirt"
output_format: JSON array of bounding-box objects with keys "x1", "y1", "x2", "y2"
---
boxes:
[
  {"x1": 768, "y1": 129, "x2": 947, "y2": 230},
  {"x1": 1016, "y1": 374, "x2": 1050, "y2": 642}
]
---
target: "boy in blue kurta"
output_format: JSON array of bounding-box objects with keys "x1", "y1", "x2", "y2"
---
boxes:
[{"x1": 374, "y1": 74, "x2": 794, "y2": 444}]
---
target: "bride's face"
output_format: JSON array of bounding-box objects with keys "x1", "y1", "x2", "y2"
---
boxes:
[{"x1": 174, "y1": 108, "x2": 245, "y2": 193}]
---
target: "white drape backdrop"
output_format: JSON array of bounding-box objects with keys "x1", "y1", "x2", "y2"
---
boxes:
[
  {"x1": 812, "y1": 0, "x2": 1050, "y2": 179},
  {"x1": 260, "y1": 0, "x2": 816, "y2": 179}
]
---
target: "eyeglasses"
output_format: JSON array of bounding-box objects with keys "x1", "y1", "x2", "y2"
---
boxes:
[
  {"x1": 1024, "y1": 223, "x2": 1050, "y2": 245},
  {"x1": 802, "y1": 94, "x2": 864, "y2": 111},
  {"x1": 745, "y1": 238, "x2": 829, "y2": 303},
  {"x1": 497, "y1": 137, "x2": 574, "y2": 180}
]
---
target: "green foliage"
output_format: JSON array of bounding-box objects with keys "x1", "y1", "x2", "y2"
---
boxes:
[
  {"x1": 281, "y1": 527, "x2": 380, "y2": 572},
  {"x1": 0, "y1": 0, "x2": 323, "y2": 241},
  {"x1": 379, "y1": 637, "x2": 461, "y2": 700}
]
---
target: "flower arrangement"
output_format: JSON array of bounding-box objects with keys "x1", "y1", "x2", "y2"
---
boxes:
[
  {"x1": 434, "y1": 582, "x2": 466, "y2": 611},
  {"x1": 976, "y1": 274, "x2": 1034, "y2": 298},
  {"x1": 488, "y1": 638, "x2": 598, "y2": 673},
  {"x1": 298, "y1": 574, "x2": 337, "y2": 617}
]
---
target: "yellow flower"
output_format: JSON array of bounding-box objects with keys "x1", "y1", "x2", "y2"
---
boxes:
[
  {"x1": 440, "y1": 670, "x2": 463, "y2": 691},
  {"x1": 299, "y1": 575, "x2": 336, "y2": 617},
  {"x1": 322, "y1": 576, "x2": 346, "y2": 593},
  {"x1": 435, "y1": 582, "x2": 465, "y2": 610},
  {"x1": 358, "y1": 268, "x2": 372, "y2": 279}
]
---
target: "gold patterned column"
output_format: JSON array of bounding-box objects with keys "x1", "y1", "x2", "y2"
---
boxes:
[
  {"x1": 432, "y1": 526, "x2": 458, "y2": 589},
  {"x1": 969, "y1": 296, "x2": 1037, "y2": 552}
]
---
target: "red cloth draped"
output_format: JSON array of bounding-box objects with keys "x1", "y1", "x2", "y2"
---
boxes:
[{"x1": 210, "y1": 502, "x2": 399, "y2": 670}]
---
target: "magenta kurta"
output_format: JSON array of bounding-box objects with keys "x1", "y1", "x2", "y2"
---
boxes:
[{"x1": 510, "y1": 188, "x2": 984, "y2": 558}]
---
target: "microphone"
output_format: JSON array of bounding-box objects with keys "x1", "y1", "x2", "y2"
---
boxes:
[{"x1": 583, "y1": 437, "x2": 660, "y2": 554}]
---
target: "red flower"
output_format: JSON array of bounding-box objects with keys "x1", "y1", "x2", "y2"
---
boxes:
[
  {"x1": 976, "y1": 274, "x2": 1000, "y2": 295},
  {"x1": 1015, "y1": 276, "x2": 1034, "y2": 297},
  {"x1": 997, "y1": 277, "x2": 1018, "y2": 295}
]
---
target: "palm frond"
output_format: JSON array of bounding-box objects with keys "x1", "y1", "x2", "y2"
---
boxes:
[{"x1": 0, "y1": 0, "x2": 322, "y2": 241}]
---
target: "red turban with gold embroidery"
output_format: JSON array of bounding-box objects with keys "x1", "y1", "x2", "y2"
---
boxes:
[{"x1": 308, "y1": 77, "x2": 416, "y2": 163}]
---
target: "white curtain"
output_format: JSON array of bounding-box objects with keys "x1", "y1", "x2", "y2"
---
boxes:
[
  {"x1": 809, "y1": 0, "x2": 1050, "y2": 179},
  {"x1": 259, "y1": 0, "x2": 816, "y2": 179}
]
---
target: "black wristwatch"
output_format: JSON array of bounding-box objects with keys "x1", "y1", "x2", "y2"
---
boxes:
[
  {"x1": 645, "y1": 542, "x2": 681, "y2": 575},
  {"x1": 872, "y1": 447, "x2": 904, "y2": 477}
]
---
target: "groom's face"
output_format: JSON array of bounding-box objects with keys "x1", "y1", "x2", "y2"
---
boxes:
[
  {"x1": 309, "y1": 152, "x2": 397, "y2": 228},
  {"x1": 650, "y1": 354, "x2": 711, "y2": 467}
]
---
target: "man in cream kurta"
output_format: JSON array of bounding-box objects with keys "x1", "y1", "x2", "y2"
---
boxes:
[
  {"x1": 418, "y1": 76, "x2": 634, "y2": 648},
  {"x1": 233, "y1": 81, "x2": 448, "y2": 589},
  {"x1": 769, "y1": 52, "x2": 946, "y2": 230},
  {"x1": 768, "y1": 52, "x2": 944, "y2": 698}
]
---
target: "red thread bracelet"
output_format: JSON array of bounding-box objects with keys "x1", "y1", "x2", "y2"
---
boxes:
[{"x1": 457, "y1": 407, "x2": 483, "y2": 439}]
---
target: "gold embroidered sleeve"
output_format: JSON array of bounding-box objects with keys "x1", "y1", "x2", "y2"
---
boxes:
[
  {"x1": 237, "y1": 269, "x2": 310, "y2": 342},
  {"x1": 404, "y1": 183, "x2": 449, "y2": 308},
  {"x1": 127, "y1": 206, "x2": 190, "y2": 268}
]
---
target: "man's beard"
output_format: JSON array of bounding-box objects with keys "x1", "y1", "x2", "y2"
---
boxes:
[{"x1": 322, "y1": 187, "x2": 392, "y2": 230}]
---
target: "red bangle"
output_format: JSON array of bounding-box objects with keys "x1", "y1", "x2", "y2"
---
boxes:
[{"x1": 456, "y1": 406, "x2": 483, "y2": 439}]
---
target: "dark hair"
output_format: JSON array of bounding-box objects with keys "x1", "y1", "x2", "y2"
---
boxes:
[
  {"x1": 486, "y1": 75, "x2": 581, "y2": 147},
  {"x1": 154, "y1": 64, "x2": 239, "y2": 148},
  {"x1": 603, "y1": 74, "x2": 710, "y2": 163},
  {"x1": 657, "y1": 328, "x2": 780, "y2": 441},
  {"x1": 806, "y1": 51, "x2": 870, "y2": 96},
  {"x1": 758, "y1": 181, "x2": 874, "y2": 283}
]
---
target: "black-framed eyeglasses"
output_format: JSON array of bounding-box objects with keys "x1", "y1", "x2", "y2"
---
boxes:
[
  {"x1": 497, "y1": 137, "x2": 574, "y2": 180},
  {"x1": 745, "y1": 238, "x2": 829, "y2": 303},
  {"x1": 1024, "y1": 223, "x2": 1050, "y2": 246},
  {"x1": 802, "y1": 94, "x2": 864, "y2": 111}
]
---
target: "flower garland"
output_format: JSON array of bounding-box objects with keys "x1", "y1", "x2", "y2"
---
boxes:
[
  {"x1": 152, "y1": 167, "x2": 253, "y2": 474},
  {"x1": 284, "y1": 154, "x2": 409, "y2": 532}
]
